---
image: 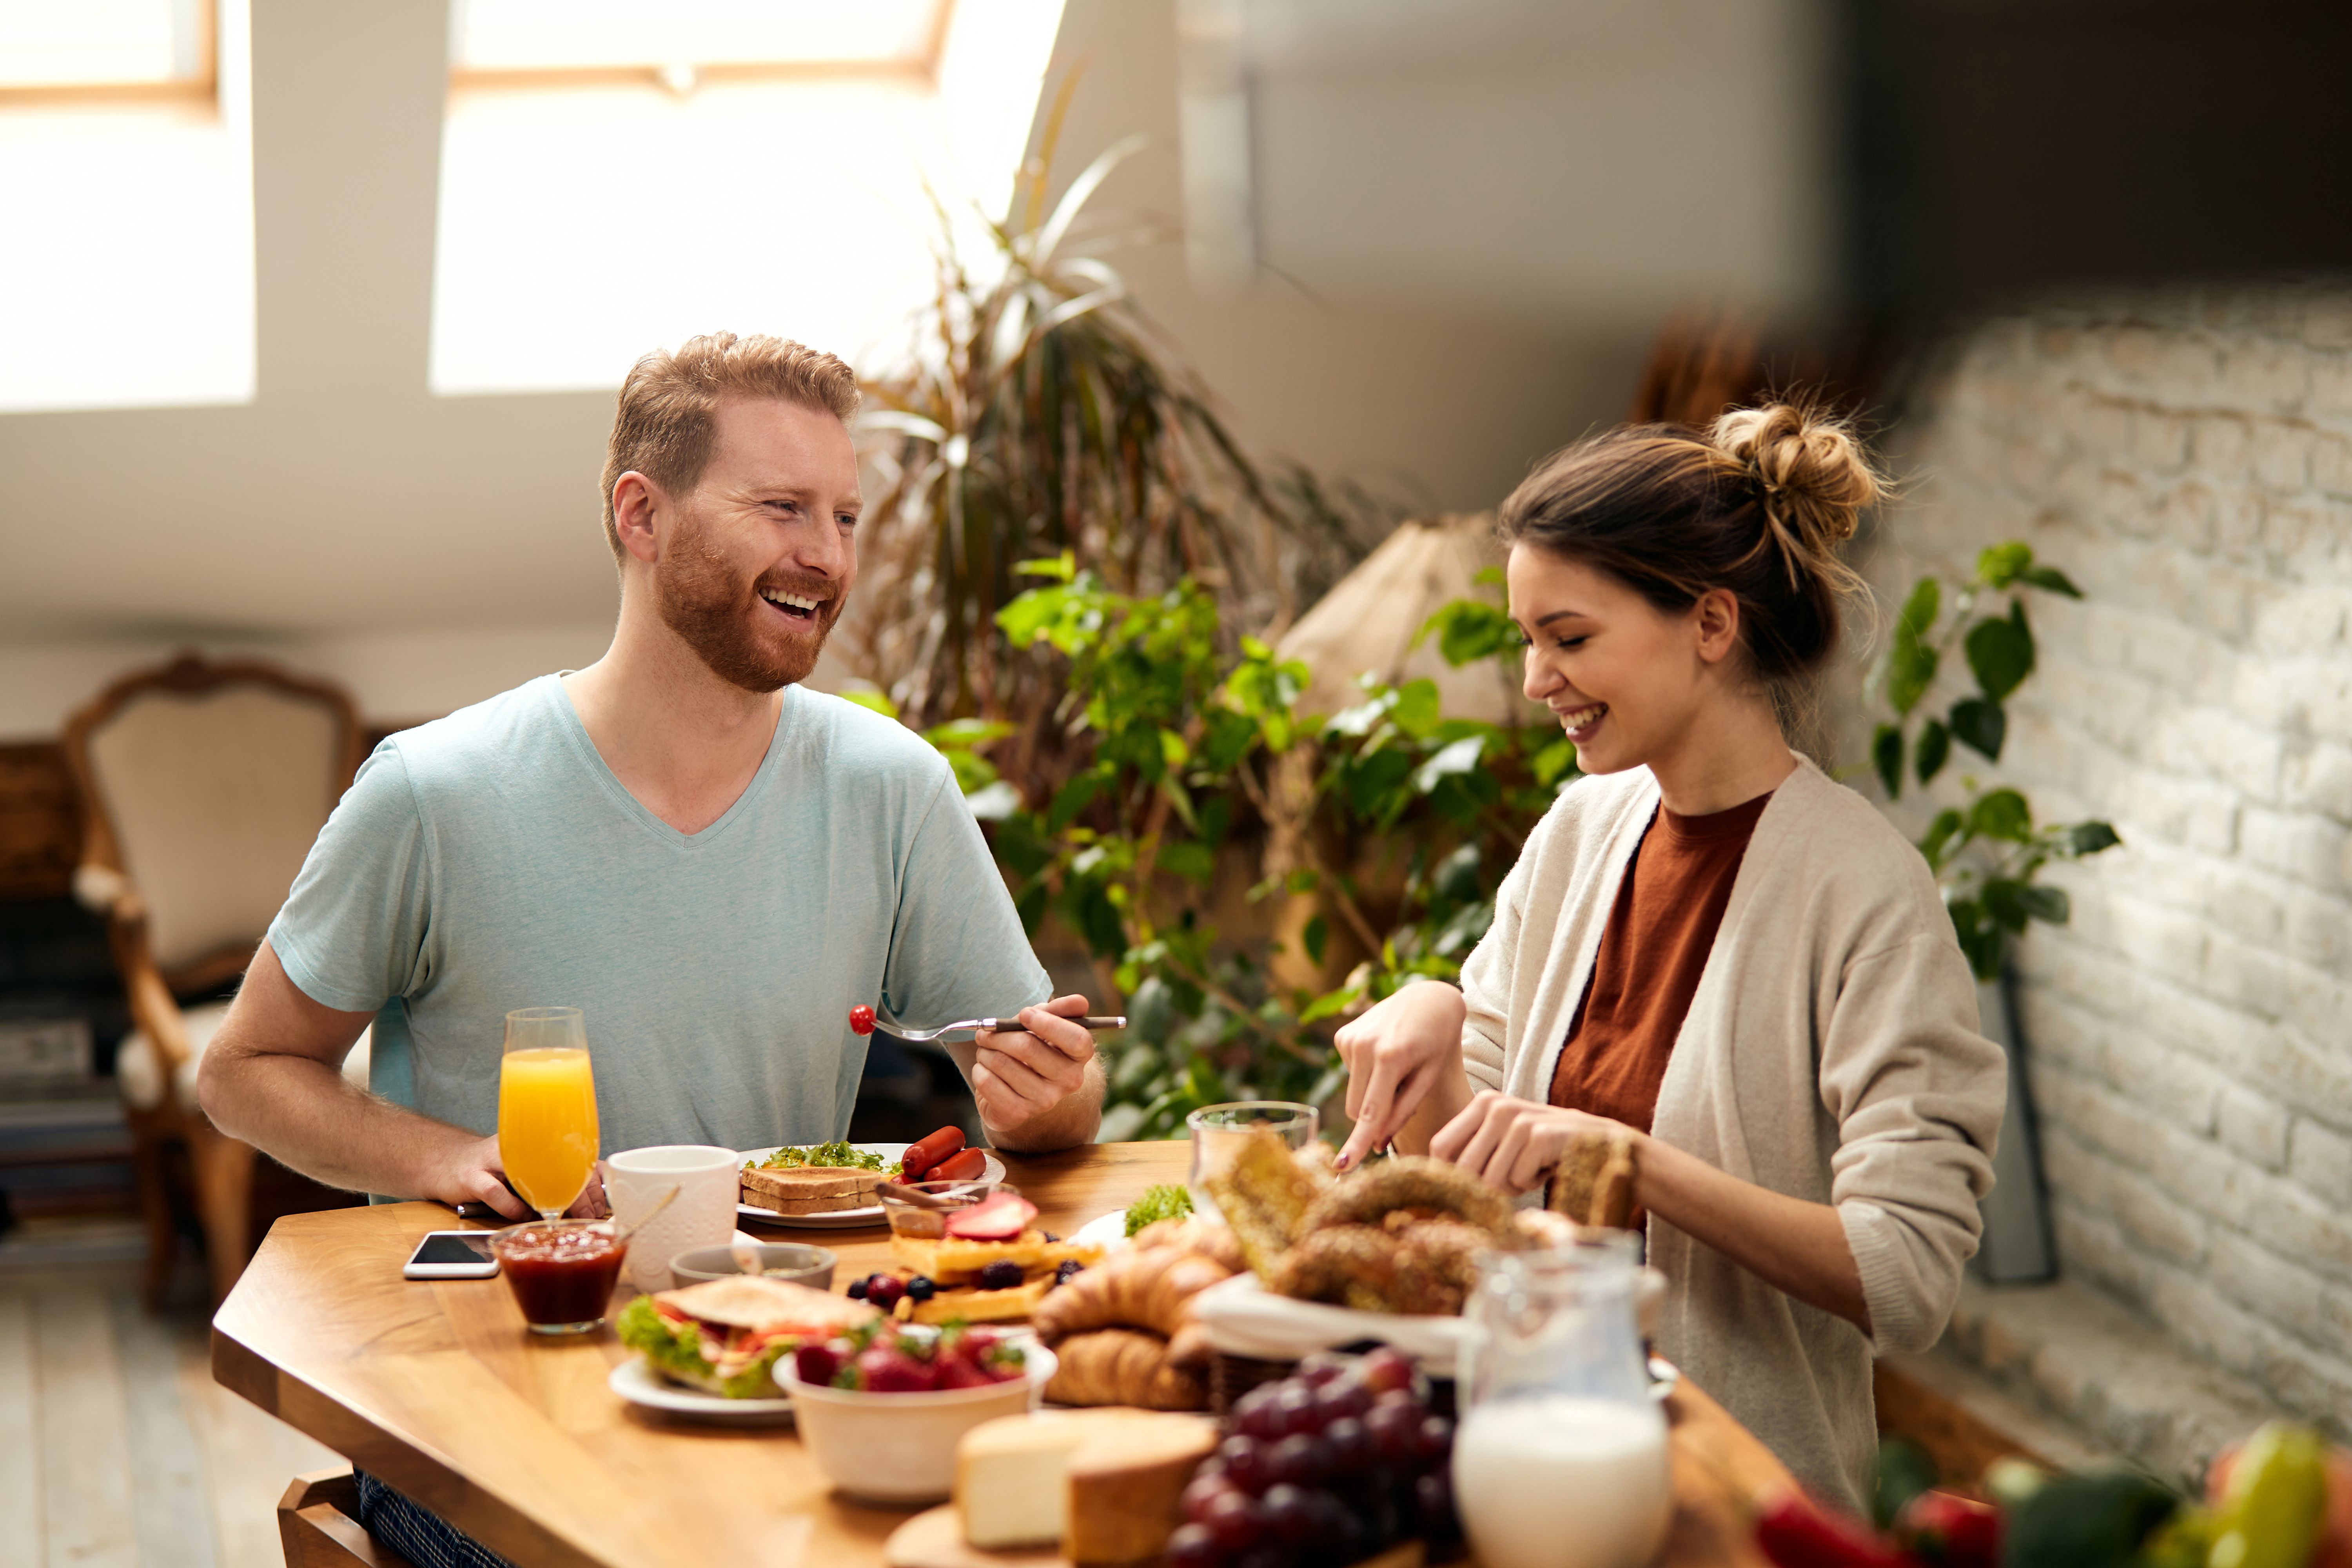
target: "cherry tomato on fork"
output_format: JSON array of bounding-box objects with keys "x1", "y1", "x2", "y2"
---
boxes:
[{"x1": 848, "y1": 1004, "x2": 875, "y2": 1035}]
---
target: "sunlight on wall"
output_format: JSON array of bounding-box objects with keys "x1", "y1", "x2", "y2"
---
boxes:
[
  {"x1": 0, "y1": 0, "x2": 255, "y2": 414},
  {"x1": 427, "y1": 0, "x2": 1066, "y2": 396}
]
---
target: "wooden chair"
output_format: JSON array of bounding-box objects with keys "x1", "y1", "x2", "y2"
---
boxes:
[
  {"x1": 278, "y1": 1468, "x2": 417, "y2": 1568},
  {"x1": 62, "y1": 652, "x2": 369, "y2": 1306}
]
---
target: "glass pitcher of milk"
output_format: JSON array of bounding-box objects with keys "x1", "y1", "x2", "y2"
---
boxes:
[{"x1": 1452, "y1": 1235, "x2": 1671, "y2": 1568}]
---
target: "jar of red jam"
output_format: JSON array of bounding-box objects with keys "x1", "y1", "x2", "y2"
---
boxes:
[{"x1": 489, "y1": 1220, "x2": 628, "y2": 1335}]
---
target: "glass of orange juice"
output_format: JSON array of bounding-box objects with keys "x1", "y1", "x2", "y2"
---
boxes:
[{"x1": 498, "y1": 1007, "x2": 599, "y2": 1220}]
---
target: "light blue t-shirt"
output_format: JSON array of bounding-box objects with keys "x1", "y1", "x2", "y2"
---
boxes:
[{"x1": 266, "y1": 675, "x2": 1049, "y2": 1155}]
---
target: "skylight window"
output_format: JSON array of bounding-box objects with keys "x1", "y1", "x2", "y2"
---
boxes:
[
  {"x1": 429, "y1": 0, "x2": 1066, "y2": 397},
  {"x1": 449, "y1": 0, "x2": 946, "y2": 86},
  {"x1": 0, "y1": 0, "x2": 254, "y2": 414},
  {"x1": 0, "y1": 0, "x2": 214, "y2": 98}
]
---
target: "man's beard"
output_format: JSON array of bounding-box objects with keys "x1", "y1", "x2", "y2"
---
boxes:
[{"x1": 654, "y1": 518, "x2": 844, "y2": 693}]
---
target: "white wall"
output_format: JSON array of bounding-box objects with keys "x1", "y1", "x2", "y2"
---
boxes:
[
  {"x1": 1869, "y1": 285, "x2": 2352, "y2": 1434},
  {"x1": 2, "y1": 0, "x2": 1753, "y2": 739}
]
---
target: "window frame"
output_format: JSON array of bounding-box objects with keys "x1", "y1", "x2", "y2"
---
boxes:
[
  {"x1": 445, "y1": 0, "x2": 956, "y2": 96},
  {"x1": 0, "y1": 0, "x2": 218, "y2": 107}
]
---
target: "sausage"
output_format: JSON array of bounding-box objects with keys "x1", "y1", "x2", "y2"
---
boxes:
[
  {"x1": 902, "y1": 1126, "x2": 968, "y2": 1180},
  {"x1": 926, "y1": 1147, "x2": 988, "y2": 1184}
]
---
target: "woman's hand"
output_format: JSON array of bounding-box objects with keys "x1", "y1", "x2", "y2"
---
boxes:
[
  {"x1": 1334, "y1": 982, "x2": 1474, "y2": 1169},
  {"x1": 1428, "y1": 1093, "x2": 1874, "y2": 1332},
  {"x1": 1430, "y1": 1091, "x2": 1637, "y2": 1195}
]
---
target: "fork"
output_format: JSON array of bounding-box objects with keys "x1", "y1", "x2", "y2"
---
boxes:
[{"x1": 880, "y1": 1014, "x2": 1127, "y2": 1043}]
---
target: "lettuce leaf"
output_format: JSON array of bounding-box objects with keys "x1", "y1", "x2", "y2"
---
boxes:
[
  {"x1": 720, "y1": 1340, "x2": 795, "y2": 1400},
  {"x1": 618, "y1": 1297, "x2": 717, "y2": 1388}
]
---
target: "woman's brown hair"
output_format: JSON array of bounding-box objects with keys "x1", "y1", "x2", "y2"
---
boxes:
[{"x1": 1496, "y1": 403, "x2": 1885, "y2": 728}]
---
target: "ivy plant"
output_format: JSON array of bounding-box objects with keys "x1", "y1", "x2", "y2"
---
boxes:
[
  {"x1": 966, "y1": 554, "x2": 1563, "y2": 1138},
  {"x1": 1868, "y1": 542, "x2": 2121, "y2": 979}
]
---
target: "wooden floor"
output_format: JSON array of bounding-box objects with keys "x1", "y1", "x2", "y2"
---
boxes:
[{"x1": 0, "y1": 1247, "x2": 339, "y2": 1568}]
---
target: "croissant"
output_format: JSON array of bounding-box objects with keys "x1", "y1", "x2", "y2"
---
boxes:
[
  {"x1": 1128, "y1": 1217, "x2": 1245, "y2": 1273},
  {"x1": 1033, "y1": 1243, "x2": 1232, "y2": 1345},
  {"x1": 1045, "y1": 1328, "x2": 1206, "y2": 1411}
]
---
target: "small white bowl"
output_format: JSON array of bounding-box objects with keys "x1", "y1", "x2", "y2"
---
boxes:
[{"x1": 779, "y1": 1342, "x2": 1058, "y2": 1504}]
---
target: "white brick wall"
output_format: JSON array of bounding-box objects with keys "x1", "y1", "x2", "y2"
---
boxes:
[{"x1": 1862, "y1": 284, "x2": 2352, "y2": 1439}]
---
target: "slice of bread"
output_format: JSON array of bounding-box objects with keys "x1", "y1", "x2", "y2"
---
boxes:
[{"x1": 740, "y1": 1163, "x2": 882, "y2": 1216}]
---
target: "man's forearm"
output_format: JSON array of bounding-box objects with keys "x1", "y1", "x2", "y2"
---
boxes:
[
  {"x1": 201, "y1": 1050, "x2": 480, "y2": 1199},
  {"x1": 984, "y1": 1056, "x2": 1105, "y2": 1152}
]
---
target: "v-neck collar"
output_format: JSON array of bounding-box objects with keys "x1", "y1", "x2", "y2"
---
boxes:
[{"x1": 541, "y1": 674, "x2": 792, "y2": 849}]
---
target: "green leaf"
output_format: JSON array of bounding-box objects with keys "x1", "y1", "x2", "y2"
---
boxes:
[
  {"x1": 1968, "y1": 788, "x2": 2034, "y2": 843},
  {"x1": 1127, "y1": 977, "x2": 1174, "y2": 1042},
  {"x1": 1965, "y1": 601, "x2": 2035, "y2": 700},
  {"x1": 840, "y1": 688, "x2": 900, "y2": 719},
  {"x1": 2019, "y1": 884, "x2": 2070, "y2": 924},
  {"x1": 1873, "y1": 723, "x2": 1904, "y2": 799},
  {"x1": 1531, "y1": 736, "x2": 1578, "y2": 788},
  {"x1": 1302, "y1": 914, "x2": 1328, "y2": 967},
  {"x1": 944, "y1": 750, "x2": 1001, "y2": 793},
  {"x1": 1918, "y1": 808, "x2": 1965, "y2": 870},
  {"x1": 1976, "y1": 542, "x2": 2034, "y2": 589},
  {"x1": 1434, "y1": 843, "x2": 1483, "y2": 903},
  {"x1": 1297, "y1": 987, "x2": 1356, "y2": 1024},
  {"x1": 1392, "y1": 679, "x2": 1442, "y2": 739},
  {"x1": 995, "y1": 587, "x2": 1062, "y2": 645},
  {"x1": 1913, "y1": 719, "x2": 1951, "y2": 785},
  {"x1": 1412, "y1": 735, "x2": 1485, "y2": 794},
  {"x1": 1418, "y1": 599, "x2": 1522, "y2": 668},
  {"x1": 1344, "y1": 748, "x2": 1414, "y2": 818},
  {"x1": 1886, "y1": 579, "x2": 1941, "y2": 716},
  {"x1": 1472, "y1": 565, "x2": 1504, "y2": 588},
  {"x1": 1982, "y1": 877, "x2": 2032, "y2": 935},
  {"x1": 924, "y1": 717, "x2": 1014, "y2": 748},
  {"x1": 1949, "y1": 696, "x2": 2006, "y2": 760},
  {"x1": 1944, "y1": 898, "x2": 2006, "y2": 981},
  {"x1": 2021, "y1": 565, "x2": 2083, "y2": 598},
  {"x1": 1047, "y1": 771, "x2": 1101, "y2": 832},
  {"x1": 2063, "y1": 820, "x2": 2122, "y2": 856},
  {"x1": 1016, "y1": 550, "x2": 1076, "y2": 582},
  {"x1": 1158, "y1": 840, "x2": 1215, "y2": 885}
]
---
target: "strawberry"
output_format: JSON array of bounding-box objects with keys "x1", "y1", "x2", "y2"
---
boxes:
[
  {"x1": 944, "y1": 1193, "x2": 1038, "y2": 1241},
  {"x1": 936, "y1": 1356, "x2": 1002, "y2": 1390},
  {"x1": 794, "y1": 1342, "x2": 840, "y2": 1387},
  {"x1": 855, "y1": 1343, "x2": 936, "y2": 1393}
]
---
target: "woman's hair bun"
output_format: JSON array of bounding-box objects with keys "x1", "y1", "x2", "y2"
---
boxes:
[
  {"x1": 1496, "y1": 399, "x2": 1889, "y2": 731},
  {"x1": 1708, "y1": 403, "x2": 1885, "y2": 561}
]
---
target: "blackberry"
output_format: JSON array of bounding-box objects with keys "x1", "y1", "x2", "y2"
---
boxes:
[
  {"x1": 1055, "y1": 1259, "x2": 1085, "y2": 1285},
  {"x1": 976, "y1": 1259, "x2": 1025, "y2": 1290}
]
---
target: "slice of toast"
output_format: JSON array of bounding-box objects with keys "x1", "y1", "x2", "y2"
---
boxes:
[{"x1": 740, "y1": 1163, "x2": 882, "y2": 1216}]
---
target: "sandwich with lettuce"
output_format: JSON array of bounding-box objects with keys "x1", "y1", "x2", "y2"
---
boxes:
[{"x1": 617, "y1": 1275, "x2": 879, "y2": 1398}]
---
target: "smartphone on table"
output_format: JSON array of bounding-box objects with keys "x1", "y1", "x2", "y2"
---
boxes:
[{"x1": 403, "y1": 1230, "x2": 499, "y2": 1279}]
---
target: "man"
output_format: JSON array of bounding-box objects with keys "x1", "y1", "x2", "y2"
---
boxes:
[
  {"x1": 202, "y1": 329, "x2": 1100, "y2": 1212},
  {"x1": 200, "y1": 333, "x2": 1101, "y2": 1560}
]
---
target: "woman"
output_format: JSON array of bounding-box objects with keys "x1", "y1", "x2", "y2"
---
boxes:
[{"x1": 1333, "y1": 405, "x2": 2004, "y2": 1514}]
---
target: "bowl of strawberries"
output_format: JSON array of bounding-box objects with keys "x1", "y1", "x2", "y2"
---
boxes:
[{"x1": 779, "y1": 1318, "x2": 1057, "y2": 1503}]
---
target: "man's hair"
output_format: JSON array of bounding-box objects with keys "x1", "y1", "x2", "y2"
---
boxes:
[{"x1": 600, "y1": 332, "x2": 862, "y2": 561}]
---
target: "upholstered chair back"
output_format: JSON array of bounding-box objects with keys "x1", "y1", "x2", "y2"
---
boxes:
[{"x1": 67, "y1": 658, "x2": 363, "y2": 980}]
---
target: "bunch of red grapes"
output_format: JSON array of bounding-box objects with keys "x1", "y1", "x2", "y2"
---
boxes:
[{"x1": 1169, "y1": 1347, "x2": 1459, "y2": 1568}]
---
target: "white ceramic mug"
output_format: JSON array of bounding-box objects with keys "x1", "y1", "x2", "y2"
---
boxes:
[{"x1": 604, "y1": 1144, "x2": 738, "y2": 1294}]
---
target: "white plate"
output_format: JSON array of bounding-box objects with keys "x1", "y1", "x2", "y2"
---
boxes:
[
  {"x1": 607, "y1": 1357, "x2": 795, "y2": 1423},
  {"x1": 1069, "y1": 1209, "x2": 1133, "y2": 1254},
  {"x1": 734, "y1": 1143, "x2": 1007, "y2": 1229}
]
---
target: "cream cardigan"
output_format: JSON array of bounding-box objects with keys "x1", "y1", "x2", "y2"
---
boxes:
[{"x1": 1456, "y1": 755, "x2": 2005, "y2": 1513}]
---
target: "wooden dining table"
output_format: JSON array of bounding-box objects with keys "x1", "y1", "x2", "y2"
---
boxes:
[{"x1": 212, "y1": 1140, "x2": 1791, "y2": 1568}]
